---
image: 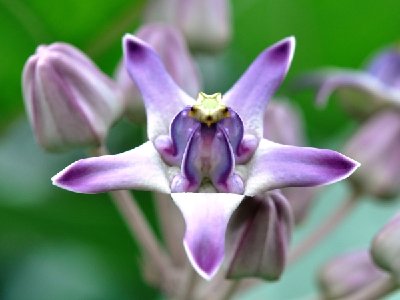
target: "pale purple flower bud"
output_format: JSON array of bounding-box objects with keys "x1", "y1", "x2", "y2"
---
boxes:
[
  {"x1": 144, "y1": 0, "x2": 232, "y2": 52},
  {"x1": 22, "y1": 43, "x2": 123, "y2": 152},
  {"x1": 318, "y1": 250, "x2": 390, "y2": 299},
  {"x1": 344, "y1": 110, "x2": 400, "y2": 199},
  {"x1": 263, "y1": 100, "x2": 317, "y2": 224},
  {"x1": 224, "y1": 190, "x2": 293, "y2": 280},
  {"x1": 115, "y1": 24, "x2": 201, "y2": 122},
  {"x1": 371, "y1": 213, "x2": 400, "y2": 280}
]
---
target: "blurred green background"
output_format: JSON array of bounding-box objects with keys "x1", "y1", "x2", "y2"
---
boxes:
[{"x1": 1, "y1": 0, "x2": 400, "y2": 299}]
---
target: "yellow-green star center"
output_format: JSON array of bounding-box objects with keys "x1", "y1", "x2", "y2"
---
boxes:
[{"x1": 189, "y1": 92, "x2": 230, "y2": 126}]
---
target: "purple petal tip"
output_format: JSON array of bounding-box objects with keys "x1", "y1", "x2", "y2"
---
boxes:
[
  {"x1": 51, "y1": 160, "x2": 93, "y2": 193},
  {"x1": 183, "y1": 241, "x2": 221, "y2": 280},
  {"x1": 271, "y1": 36, "x2": 295, "y2": 71},
  {"x1": 123, "y1": 34, "x2": 148, "y2": 62}
]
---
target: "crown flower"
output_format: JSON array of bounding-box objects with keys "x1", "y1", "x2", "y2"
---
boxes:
[{"x1": 52, "y1": 35, "x2": 359, "y2": 279}]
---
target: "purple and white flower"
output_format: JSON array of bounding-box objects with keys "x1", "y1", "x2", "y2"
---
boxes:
[
  {"x1": 297, "y1": 47, "x2": 400, "y2": 118},
  {"x1": 52, "y1": 35, "x2": 359, "y2": 279}
]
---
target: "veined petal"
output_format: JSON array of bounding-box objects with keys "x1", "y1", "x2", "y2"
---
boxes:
[
  {"x1": 244, "y1": 139, "x2": 360, "y2": 196},
  {"x1": 223, "y1": 37, "x2": 295, "y2": 138},
  {"x1": 123, "y1": 34, "x2": 194, "y2": 141},
  {"x1": 171, "y1": 193, "x2": 244, "y2": 280},
  {"x1": 52, "y1": 141, "x2": 170, "y2": 194}
]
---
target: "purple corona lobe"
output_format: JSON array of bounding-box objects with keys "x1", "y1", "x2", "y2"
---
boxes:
[{"x1": 164, "y1": 104, "x2": 247, "y2": 194}]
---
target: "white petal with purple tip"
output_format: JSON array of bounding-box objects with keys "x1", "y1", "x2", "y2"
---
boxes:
[
  {"x1": 244, "y1": 139, "x2": 360, "y2": 196},
  {"x1": 123, "y1": 34, "x2": 195, "y2": 141},
  {"x1": 171, "y1": 192, "x2": 244, "y2": 280},
  {"x1": 223, "y1": 37, "x2": 295, "y2": 138},
  {"x1": 52, "y1": 141, "x2": 171, "y2": 194}
]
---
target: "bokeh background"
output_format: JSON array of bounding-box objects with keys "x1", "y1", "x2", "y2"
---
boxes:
[{"x1": 1, "y1": 0, "x2": 400, "y2": 299}]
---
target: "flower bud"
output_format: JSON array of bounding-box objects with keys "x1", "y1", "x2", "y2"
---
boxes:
[
  {"x1": 318, "y1": 250, "x2": 390, "y2": 299},
  {"x1": 144, "y1": 0, "x2": 232, "y2": 52},
  {"x1": 115, "y1": 24, "x2": 201, "y2": 122},
  {"x1": 22, "y1": 43, "x2": 123, "y2": 152},
  {"x1": 371, "y1": 213, "x2": 400, "y2": 281},
  {"x1": 344, "y1": 110, "x2": 400, "y2": 199},
  {"x1": 263, "y1": 100, "x2": 316, "y2": 224},
  {"x1": 225, "y1": 190, "x2": 293, "y2": 280}
]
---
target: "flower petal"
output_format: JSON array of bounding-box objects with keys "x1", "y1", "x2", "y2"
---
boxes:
[
  {"x1": 52, "y1": 141, "x2": 170, "y2": 194},
  {"x1": 123, "y1": 34, "x2": 194, "y2": 141},
  {"x1": 171, "y1": 192, "x2": 244, "y2": 280},
  {"x1": 298, "y1": 70, "x2": 400, "y2": 118},
  {"x1": 223, "y1": 37, "x2": 295, "y2": 138},
  {"x1": 244, "y1": 139, "x2": 360, "y2": 196}
]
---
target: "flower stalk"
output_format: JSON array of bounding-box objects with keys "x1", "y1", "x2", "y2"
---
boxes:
[
  {"x1": 92, "y1": 146, "x2": 174, "y2": 291},
  {"x1": 289, "y1": 191, "x2": 360, "y2": 264}
]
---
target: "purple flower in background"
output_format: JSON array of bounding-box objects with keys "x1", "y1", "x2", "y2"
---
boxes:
[
  {"x1": 52, "y1": 35, "x2": 359, "y2": 279},
  {"x1": 297, "y1": 47, "x2": 400, "y2": 118}
]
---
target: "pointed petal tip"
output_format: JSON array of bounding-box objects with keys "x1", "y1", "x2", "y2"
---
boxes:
[
  {"x1": 325, "y1": 154, "x2": 361, "y2": 186},
  {"x1": 183, "y1": 241, "x2": 221, "y2": 281},
  {"x1": 50, "y1": 160, "x2": 94, "y2": 194},
  {"x1": 123, "y1": 34, "x2": 149, "y2": 60},
  {"x1": 271, "y1": 36, "x2": 296, "y2": 71}
]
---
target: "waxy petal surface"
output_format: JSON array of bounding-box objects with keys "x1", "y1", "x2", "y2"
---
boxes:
[
  {"x1": 244, "y1": 139, "x2": 360, "y2": 196},
  {"x1": 123, "y1": 34, "x2": 194, "y2": 141},
  {"x1": 52, "y1": 141, "x2": 170, "y2": 194},
  {"x1": 223, "y1": 37, "x2": 295, "y2": 138},
  {"x1": 171, "y1": 193, "x2": 244, "y2": 280}
]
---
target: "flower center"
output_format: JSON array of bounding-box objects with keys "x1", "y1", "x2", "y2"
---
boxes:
[
  {"x1": 189, "y1": 92, "x2": 230, "y2": 126},
  {"x1": 154, "y1": 92, "x2": 257, "y2": 194}
]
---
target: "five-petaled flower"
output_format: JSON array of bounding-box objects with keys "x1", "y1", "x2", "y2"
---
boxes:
[{"x1": 52, "y1": 34, "x2": 359, "y2": 280}]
